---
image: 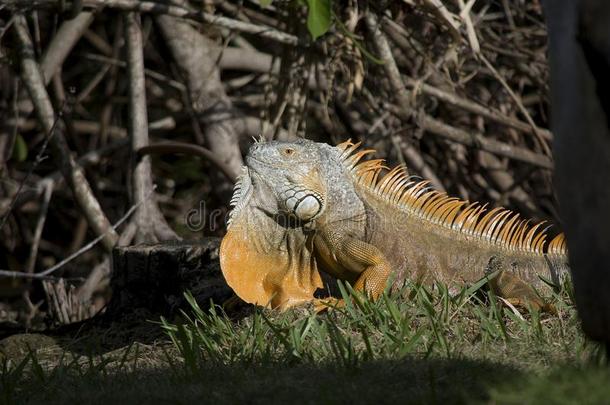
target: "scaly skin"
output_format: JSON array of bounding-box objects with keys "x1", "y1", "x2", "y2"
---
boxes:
[{"x1": 220, "y1": 138, "x2": 569, "y2": 311}]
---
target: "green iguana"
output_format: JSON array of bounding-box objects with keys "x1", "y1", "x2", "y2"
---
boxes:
[{"x1": 220, "y1": 138, "x2": 569, "y2": 311}]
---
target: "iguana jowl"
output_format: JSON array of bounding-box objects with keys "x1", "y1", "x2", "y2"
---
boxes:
[{"x1": 220, "y1": 138, "x2": 569, "y2": 310}]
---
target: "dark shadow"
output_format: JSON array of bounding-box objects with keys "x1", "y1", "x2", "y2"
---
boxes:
[
  {"x1": 9, "y1": 356, "x2": 526, "y2": 404},
  {"x1": 47, "y1": 297, "x2": 256, "y2": 357}
]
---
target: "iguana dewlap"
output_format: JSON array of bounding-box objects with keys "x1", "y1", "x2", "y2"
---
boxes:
[{"x1": 220, "y1": 138, "x2": 569, "y2": 310}]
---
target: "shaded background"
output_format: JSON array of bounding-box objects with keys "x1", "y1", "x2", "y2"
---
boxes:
[{"x1": 0, "y1": 0, "x2": 557, "y2": 330}]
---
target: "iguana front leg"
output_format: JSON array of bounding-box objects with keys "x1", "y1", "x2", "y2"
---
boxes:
[{"x1": 313, "y1": 228, "x2": 392, "y2": 308}]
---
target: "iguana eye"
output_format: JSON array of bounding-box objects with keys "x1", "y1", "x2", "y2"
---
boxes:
[{"x1": 282, "y1": 147, "x2": 295, "y2": 156}]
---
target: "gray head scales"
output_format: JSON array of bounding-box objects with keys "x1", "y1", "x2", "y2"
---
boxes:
[{"x1": 244, "y1": 138, "x2": 332, "y2": 223}]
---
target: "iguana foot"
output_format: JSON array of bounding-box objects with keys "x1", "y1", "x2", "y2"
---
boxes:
[
  {"x1": 491, "y1": 269, "x2": 557, "y2": 314},
  {"x1": 503, "y1": 297, "x2": 557, "y2": 315}
]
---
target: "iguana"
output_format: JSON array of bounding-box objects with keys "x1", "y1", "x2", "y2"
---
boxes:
[{"x1": 220, "y1": 138, "x2": 569, "y2": 311}]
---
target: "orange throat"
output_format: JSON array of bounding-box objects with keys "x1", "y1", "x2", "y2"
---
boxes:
[{"x1": 220, "y1": 221, "x2": 323, "y2": 309}]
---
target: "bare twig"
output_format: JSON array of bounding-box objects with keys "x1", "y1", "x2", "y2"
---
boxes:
[
  {"x1": 0, "y1": 104, "x2": 60, "y2": 232},
  {"x1": 457, "y1": 0, "x2": 480, "y2": 54},
  {"x1": 364, "y1": 13, "x2": 412, "y2": 113},
  {"x1": 480, "y1": 54, "x2": 551, "y2": 155},
  {"x1": 14, "y1": 14, "x2": 119, "y2": 251},
  {"x1": 0, "y1": 192, "x2": 144, "y2": 279},
  {"x1": 414, "y1": 111, "x2": 553, "y2": 169},
  {"x1": 11, "y1": 115, "x2": 174, "y2": 139},
  {"x1": 11, "y1": 10, "x2": 94, "y2": 123},
  {"x1": 419, "y1": 0, "x2": 461, "y2": 42},
  {"x1": 75, "y1": 63, "x2": 111, "y2": 102},
  {"x1": 478, "y1": 151, "x2": 537, "y2": 213},
  {"x1": 40, "y1": 11, "x2": 94, "y2": 82},
  {"x1": 138, "y1": 142, "x2": 237, "y2": 183},
  {"x1": 0, "y1": 78, "x2": 19, "y2": 174},
  {"x1": 401, "y1": 142, "x2": 446, "y2": 191},
  {"x1": 82, "y1": 53, "x2": 187, "y2": 91},
  {"x1": 83, "y1": 28, "x2": 113, "y2": 55},
  {"x1": 24, "y1": 178, "x2": 54, "y2": 275},
  {"x1": 6, "y1": 0, "x2": 300, "y2": 45},
  {"x1": 402, "y1": 76, "x2": 553, "y2": 141},
  {"x1": 19, "y1": 177, "x2": 54, "y2": 325},
  {"x1": 0, "y1": 139, "x2": 129, "y2": 219}
]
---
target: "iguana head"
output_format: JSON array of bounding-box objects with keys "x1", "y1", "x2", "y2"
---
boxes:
[
  {"x1": 243, "y1": 138, "x2": 366, "y2": 224},
  {"x1": 244, "y1": 138, "x2": 329, "y2": 223}
]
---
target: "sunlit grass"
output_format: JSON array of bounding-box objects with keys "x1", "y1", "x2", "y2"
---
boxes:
[
  {"x1": 1, "y1": 279, "x2": 608, "y2": 404},
  {"x1": 160, "y1": 279, "x2": 588, "y2": 368}
]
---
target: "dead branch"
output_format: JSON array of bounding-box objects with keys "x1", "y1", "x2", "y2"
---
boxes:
[
  {"x1": 0, "y1": 191, "x2": 143, "y2": 279},
  {"x1": 364, "y1": 13, "x2": 413, "y2": 114},
  {"x1": 14, "y1": 10, "x2": 94, "y2": 118},
  {"x1": 0, "y1": 110, "x2": 57, "y2": 232},
  {"x1": 156, "y1": 2, "x2": 244, "y2": 196},
  {"x1": 13, "y1": 14, "x2": 119, "y2": 251},
  {"x1": 0, "y1": 139, "x2": 129, "y2": 219},
  {"x1": 414, "y1": 111, "x2": 553, "y2": 169},
  {"x1": 40, "y1": 11, "x2": 94, "y2": 83},
  {"x1": 76, "y1": 220, "x2": 137, "y2": 307},
  {"x1": 402, "y1": 77, "x2": 553, "y2": 141},
  {"x1": 138, "y1": 142, "x2": 237, "y2": 183},
  {"x1": 6, "y1": 0, "x2": 300, "y2": 45},
  {"x1": 365, "y1": 10, "x2": 552, "y2": 170},
  {"x1": 23, "y1": 178, "x2": 53, "y2": 275},
  {"x1": 480, "y1": 55, "x2": 551, "y2": 154},
  {"x1": 124, "y1": 11, "x2": 177, "y2": 243},
  {"x1": 400, "y1": 142, "x2": 446, "y2": 191}
]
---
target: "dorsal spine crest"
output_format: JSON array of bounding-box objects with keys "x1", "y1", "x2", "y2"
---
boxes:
[{"x1": 337, "y1": 140, "x2": 567, "y2": 255}]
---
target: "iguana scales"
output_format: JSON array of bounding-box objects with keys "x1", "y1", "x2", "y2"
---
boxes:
[{"x1": 220, "y1": 138, "x2": 569, "y2": 310}]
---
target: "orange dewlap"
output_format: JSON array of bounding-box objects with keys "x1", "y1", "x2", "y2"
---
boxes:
[{"x1": 220, "y1": 226, "x2": 323, "y2": 309}]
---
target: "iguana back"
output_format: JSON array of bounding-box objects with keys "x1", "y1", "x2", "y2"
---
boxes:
[{"x1": 338, "y1": 140, "x2": 568, "y2": 289}]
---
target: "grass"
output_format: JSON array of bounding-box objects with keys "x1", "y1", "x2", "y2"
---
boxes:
[{"x1": 1, "y1": 280, "x2": 608, "y2": 404}]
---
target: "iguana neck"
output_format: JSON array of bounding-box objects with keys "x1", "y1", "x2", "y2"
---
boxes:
[{"x1": 315, "y1": 143, "x2": 367, "y2": 228}]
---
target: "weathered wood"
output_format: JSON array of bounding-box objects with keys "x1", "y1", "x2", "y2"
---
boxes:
[
  {"x1": 544, "y1": 0, "x2": 610, "y2": 342},
  {"x1": 42, "y1": 278, "x2": 92, "y2": 325},
  {"x1": 106, "y1": 238, "x2": 232, "y2": 316}
]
